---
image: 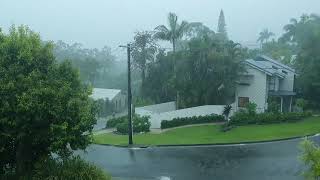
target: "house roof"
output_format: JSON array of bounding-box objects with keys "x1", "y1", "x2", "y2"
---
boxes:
[
  {"x1": 258, "y1": 55, "x2": 295, "y2": 72},
  {"x1": 245, "y1": 55, "x2": 295, "y2": 78},
  {"x1": 91, "y1": 88, "x2": 121, "y2": 101}
]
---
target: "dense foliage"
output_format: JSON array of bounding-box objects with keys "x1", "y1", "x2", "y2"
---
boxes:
[
  {"x1": 0, "y1": 26, "x2": 97, "y2": 177},
  {"x1": 32, "y1": 156, "x2": 111, "y2": 180},
  {"x1": 255, "y1": 14, "x2": 320, "y2": 110},
  {"x1": 161, "y1": 114, "x2": 225, "y2": 129},
  {"x1": 292, "y1": 15, "x2": 320, "y2": 109},
  {"x1": 229, "y1": 112, "x2": 312, "y2": 126},
  {"x1": 106, "y1": 116, "x2": 127, "y2": 128},
  {"x1": 300, "y1": 139, "x2": 320, "y2": 180},
  {"x1": 143, "y1": 37, "x2": 246, "y2": 107}
]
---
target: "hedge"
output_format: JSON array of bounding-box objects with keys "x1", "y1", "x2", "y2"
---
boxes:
[
  {"x1": 160, "y1": 114, "x2": 225, "y2": 129},
  {"x1": 229, "y1": 112, "x2": 312, "y2": 126},
  {"x1": 106, "y1": 116, "x2": 127, "y2": 128}
]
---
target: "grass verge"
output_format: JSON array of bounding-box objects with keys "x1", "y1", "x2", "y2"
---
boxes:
[{"x1": 93, "y1": 116, "x2": 320, "y2": 146}]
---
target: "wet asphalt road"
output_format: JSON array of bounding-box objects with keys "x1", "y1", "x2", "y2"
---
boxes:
[{"x1": 79, "y1": 136, "x2": 320, "y2": 180}]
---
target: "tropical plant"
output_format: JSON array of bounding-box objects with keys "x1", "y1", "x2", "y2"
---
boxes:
[
  {"x1": 257, "y1": 29, "x2": 275, "y2": 46},
  {"x1": 154, "y1": 12, "x2": 189, "y2": 52},
  {"x1": 282, "y1": 18, "x2": 298, "y2": 42},
  {"x1": 222, "y1": 105, "x2": 232, "y2": 121}
]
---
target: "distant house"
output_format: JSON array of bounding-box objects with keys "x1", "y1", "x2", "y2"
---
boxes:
[
  {"x1": 91, "y1": 88, "x2": 126, "y2": 113},
  {"x1": 235, "y1": 55, "x2": 296, "y2": 113}
]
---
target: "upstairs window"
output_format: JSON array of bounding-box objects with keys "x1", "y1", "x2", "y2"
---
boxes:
[{"x1": 269, "y1": 77, "x2": 276, "y2": 91}]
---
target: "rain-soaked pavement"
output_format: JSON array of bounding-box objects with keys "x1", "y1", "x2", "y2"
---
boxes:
[{"x1": 78, "y1": 135, "x2": 320, "y2": 180}]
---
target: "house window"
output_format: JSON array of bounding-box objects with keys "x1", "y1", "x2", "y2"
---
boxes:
[
  {"x1": 282, "y1": 70, "x2": 288, "y2": 74},
  {"x1": 238, "y1": 97, "x2": 249, "y2": 107},
  {"x1": 269, "y1": 77, "x2": 276, "y2": 91}
]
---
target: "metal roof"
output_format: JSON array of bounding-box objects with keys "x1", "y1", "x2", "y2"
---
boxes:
[
  {"x1": 245, "y1": 55, "x2": 295, "y2": 78},
  {"x1": 91, "y1": 88, "x2": 121, "y2": 101},
  {"x1": 258, "y1": 55, "x2": 295, "y2": 73}
]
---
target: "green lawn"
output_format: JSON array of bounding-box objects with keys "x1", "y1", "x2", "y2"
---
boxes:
[{"x1": 93, "y1": 116, "x2": 320, "y2": 146}]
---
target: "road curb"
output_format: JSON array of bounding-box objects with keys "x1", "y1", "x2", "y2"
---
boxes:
[{"x1": 93, "y1": 133, "x2": 320, "y2": 148}]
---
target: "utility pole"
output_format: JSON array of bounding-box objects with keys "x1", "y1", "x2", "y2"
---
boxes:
[{"x1": 120, "y1": 44, "x2": 133, "y2": 145}]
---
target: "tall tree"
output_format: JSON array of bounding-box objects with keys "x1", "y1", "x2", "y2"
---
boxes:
[
  {"x1": 154, "y1": 12, "x2": 189, "y2": 52},
  {"x1": 217, "y1": 9, "x2": 228, "y2": 40},
  {"x1": 131, "y1": 31, "x2": 157, "y2": 94},
  {"x1": 257, "y1": 29, "x2": 275, "y2": 46},
  {"x1": 293, "y1": 14, "x2": 320, "y2": 109},
  {"x1": 0, "y1": 26, "x2": 97, "y2": 177},
  {"x1": 281, "y1": 18, "x2": 298, "y2": 42}
]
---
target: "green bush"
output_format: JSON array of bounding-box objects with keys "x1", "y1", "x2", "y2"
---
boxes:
[
  {"x1": 246, "y1": 102, "x2": 257, "y2": 115},
  {"x1": 34, "y1": 156, "x2": 110, "y2": 180},
  {"x1": 106, "y1": 116, "x2": 127, "y2": 128},
  {"x1": 161, "y1": 114, "x2": 225, "y2": 129},
  {"x1": 229, "y1": 111, "x2": 312, "y2": 126},
  {"x1": 0, "y1": 156, "x2": 111, "y2": 180},
  {"x1": 115, "y1": 115, "x2": 151, "y2": 134}
]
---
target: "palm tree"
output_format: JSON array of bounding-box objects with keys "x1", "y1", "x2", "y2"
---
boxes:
[
  {"x1": 154, "y1": 12, "x2": 189, "y2": 52},
  {"x1": 257, "y1": 29, "x2": 275, "y2": 47},
  {"x1": 222, "y1": 104, "x2": 232, "y2": 121},
  {"x1": 282, "y1": 18, "x2": 298, "y2": 42}
]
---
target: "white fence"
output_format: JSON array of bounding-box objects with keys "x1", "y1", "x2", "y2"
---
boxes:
[{"x1": 136, "y1": 104, "x2": 226, "y2": 129}]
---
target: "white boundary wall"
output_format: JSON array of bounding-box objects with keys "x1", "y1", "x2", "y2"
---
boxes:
[{"x1": 136, "y1": 104, "x2": 226, "y2": 129}]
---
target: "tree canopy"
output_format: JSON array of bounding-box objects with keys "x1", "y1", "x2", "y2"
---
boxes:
[
  {"x1": 0, "y1": 26, "x2": 97, "y2": 177},
  {"x1": 154, "y1": 12, "x2": 189, "y2": 52}
]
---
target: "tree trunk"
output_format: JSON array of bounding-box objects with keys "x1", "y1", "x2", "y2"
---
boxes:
[
  {"x1": 172, "y1": 39, "x2": 176, "y2": 53},
  {"x1": 141, "y1": 67, "x2": 146, "y2": 95},
  {"x1": 16, "y1": 141, "x2": 32, "y2": 178}
]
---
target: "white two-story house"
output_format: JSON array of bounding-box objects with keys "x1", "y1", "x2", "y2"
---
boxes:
[{"x1": 234, "y1": 55, "x2": 296, "y2": 113}]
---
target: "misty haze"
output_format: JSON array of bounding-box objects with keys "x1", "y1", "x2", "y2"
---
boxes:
[{"x1": 1, "y1": 1, "x2": 320, "y2": 180}]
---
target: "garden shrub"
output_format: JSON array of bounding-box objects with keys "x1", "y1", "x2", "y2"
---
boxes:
[
  {"x1": 115, "y1": 115, "x2": 151, "y2": 134},
  {"x1": 161, "y1": 114, "x2": 225, "y2": 129},
  {"x1": 246, "y1": 102, "x2": 257, "y2": 115},
  {"x1": 106, "y1": 116, "x2": 127, "y2": 128},
  {"x1": 6, "y1": 156, "x2": 112, "y2": 180},
  {"x1": 229, "y1": 111, "x2": 312, "y2": 126}
]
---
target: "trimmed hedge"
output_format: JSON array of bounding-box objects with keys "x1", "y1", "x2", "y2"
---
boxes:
[
  {"x1": 115, "y1": 115, "x2": 151, "y2": 134},
  {"x1": 229, "y1": 112, "x2": 312, "y2": 126},
  {"x1": 161, "y1": 114, "x2": 225, "y2": 129}
]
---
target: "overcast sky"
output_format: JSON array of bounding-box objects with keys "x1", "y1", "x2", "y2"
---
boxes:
[{"x1": 1, "y1": 0, "x2": 320, "y2": 50}]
